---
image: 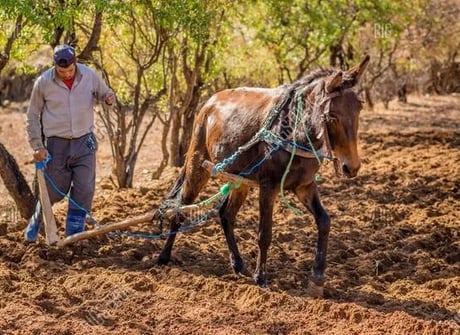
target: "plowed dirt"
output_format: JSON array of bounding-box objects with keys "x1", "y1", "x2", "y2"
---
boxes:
[{"x1": 0, "y1": 94, "x2": 458, "y2": 334}]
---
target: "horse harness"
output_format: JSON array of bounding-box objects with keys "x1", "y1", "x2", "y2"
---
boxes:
[{"x1": 212, "y1": 83, "x2": 343, "y2": 178}]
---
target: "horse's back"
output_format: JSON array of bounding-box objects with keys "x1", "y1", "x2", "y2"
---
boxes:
[
  {"x1": 202, "y1": 87, "x2": 281, "y2": 122},
  {"x1": 199, "y1": 87, "x2": 282, "y2": 161}
]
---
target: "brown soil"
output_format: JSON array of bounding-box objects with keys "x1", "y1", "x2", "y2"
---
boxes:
[{"x1": 0, "y1": 94, "x2": 459, "y2": 335}]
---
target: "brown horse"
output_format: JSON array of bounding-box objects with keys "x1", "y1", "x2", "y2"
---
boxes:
[{"x1": 157, "y1": 56, "x2": 370, "y2": 296}]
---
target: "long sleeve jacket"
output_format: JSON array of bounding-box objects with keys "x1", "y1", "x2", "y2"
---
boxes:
[{"x1": 26, "y1": 63, "x2": 114, "y2": 150}]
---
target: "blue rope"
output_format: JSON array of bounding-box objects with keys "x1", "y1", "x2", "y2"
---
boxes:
[
  {"x1": 36, "y1": 155, "x2": 225, "y2": 241},
  {"x1": 238, "y1": 144, "x2": 280, "y2": 176},
  {"x1": 43, "y1": 170, "x2": 98, "y2": 222},
  {"x1": 36, "y1": 154, "x2": 96, "y2": 222},
  {"x1": 108, "y1": 197, "x2": 225, "y2": 240},
  {"x1": 35, "y1": 154, "x2": 52, "y2": 170},
  {"x1": 212, "y1": 151, "x2": 241, "y2": 176},
  {"x1": 261, "y1": 129, "x2": 331, "y2": 160}
]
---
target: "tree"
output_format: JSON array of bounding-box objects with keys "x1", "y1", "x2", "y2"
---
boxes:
[
  {"x1": 94, "y1": 1, "x2": 168, "y2": 187},
  {"x1": 0, "y1": 14, "x2": 24, "y2": 75},
  {"x1": 0, "y1": 142, "x2": 35, "y2": 219},
  {"x1": 415, "y1": 0, "x2": 460, "y2": 94},
  {"x1": 0, "y1": 0, "x2": 42, "y2": 75},
  {"x1": 96, "y1": 0, "x2": 233, "y2": 182},
  {"x1": 0, "y1": 0, "x2": 457, "y2": 196},
  {"x1": 163, "y1": 1, "x2": 229, "y2": 167}
]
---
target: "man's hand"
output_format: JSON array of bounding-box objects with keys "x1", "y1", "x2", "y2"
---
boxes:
[
  {"x1": 33, "y1": 149, "x2": 49, "y2": 162},
  {"x1": 104, "y1": 93, "x2": 115, "y2": 105}
]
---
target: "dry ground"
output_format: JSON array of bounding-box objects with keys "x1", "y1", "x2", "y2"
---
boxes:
[{"x1": 0, "y1": 94, "x2": 459, "y2": 335}]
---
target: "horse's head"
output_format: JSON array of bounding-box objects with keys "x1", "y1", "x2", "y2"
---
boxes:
[{"x1": 321, "y1": 56, "x2": 369, "y2": 178}]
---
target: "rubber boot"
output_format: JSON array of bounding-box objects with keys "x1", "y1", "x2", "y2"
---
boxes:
[
  {"x1": 25, "y1": 201, "x2": 42, "y2": 242},
  {"x1": 65, "y1": 209, "x2": 86, "y2": 236}
]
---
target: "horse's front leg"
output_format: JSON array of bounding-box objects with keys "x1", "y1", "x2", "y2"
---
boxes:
[
  {"x1": 295, "y1": 183, "x2": 330, "y2": 297},
  {"x1": 254, "y1": 182, "x2": 277, "y2": 287}
]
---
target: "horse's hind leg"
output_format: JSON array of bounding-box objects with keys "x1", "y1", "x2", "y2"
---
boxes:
[
  {"x1": 158, "y1": 217, "x2": 181, "y2": 265},
  {"x1": 254, "y1": 182, "x2": 278, "y2": 286},
  {"x1": 158, "y1": 151, "x2": 210, "y2": 265},
  {"x1": 294, "y1": 183, "x2": 330, "y2": 297},
  {"x1": 219, "y1": 185, "x2": 249, "y2": 276}
]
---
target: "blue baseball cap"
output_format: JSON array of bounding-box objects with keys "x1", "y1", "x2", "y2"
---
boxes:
[{"x1": 53, "y1": 44, "x2": 76, "y2": 68}]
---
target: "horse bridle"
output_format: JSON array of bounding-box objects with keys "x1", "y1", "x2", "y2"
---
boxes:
[
  {"x1": 321, "y1": 120, "x2": 342, "y2": 177},
  {"x1": 306, "y1": 89, "x2": 343, "y2": 177},
  {"x1": 212, "y1": 85, "x2": 344, "y2": 179}
]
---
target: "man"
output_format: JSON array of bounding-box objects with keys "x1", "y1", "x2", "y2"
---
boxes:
[{"x1": 25, "y1": 44, "x2": 115, "y2": 241}]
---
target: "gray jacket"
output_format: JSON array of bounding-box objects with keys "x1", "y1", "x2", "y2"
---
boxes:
[{"x1": 26, "y1": 63, "x2": 113, "y2": 150}]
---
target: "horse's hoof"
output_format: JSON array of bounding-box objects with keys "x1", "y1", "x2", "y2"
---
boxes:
[
  {"x1": 234, "y1": 266, "x2": 250, "y2": 277},
  {"x1": 157, "y1": 255, "x2": 170, "y2": 265},
  {"x1": 232, "y1": 261, "x2": 250, "y2": 277},
  {"x1": 253, "y1": 273, "x2": 268, "y2": 287},
  {"x1": 307, "y1": 280, "x2": 324, "y2": 298}
]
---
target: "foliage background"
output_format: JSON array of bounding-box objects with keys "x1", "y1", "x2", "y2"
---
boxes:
[{"x1": 1, "y1": 0, "x2": 459, "y2": 187}]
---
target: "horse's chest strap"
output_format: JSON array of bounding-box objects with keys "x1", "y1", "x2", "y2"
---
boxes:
[{"x1": 260, "y1": 130, "x2": 329, "y2": 160}]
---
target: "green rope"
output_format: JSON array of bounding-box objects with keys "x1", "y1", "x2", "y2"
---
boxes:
[
  {"x1": 192, "y1": 88, "x2": 329, "y2": 217},
  {"x1": 279, "y1": 94, "x2": 305, "y2": 216},
  {"x1": 198, "y1": 182, "x2": 238, "y2": 207},
  {"x1": 303, "y1": 125, "x2": 322, "y2": 166}
]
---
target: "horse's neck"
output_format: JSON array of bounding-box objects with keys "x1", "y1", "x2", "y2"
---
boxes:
[{"x1": 273, "y1": 102, "x2": 324, "y2": 150}]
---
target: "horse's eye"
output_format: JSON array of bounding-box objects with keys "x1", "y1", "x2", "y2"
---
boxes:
[{"x1": 328, "y1": 115, "x2": 338, "y2": 123}]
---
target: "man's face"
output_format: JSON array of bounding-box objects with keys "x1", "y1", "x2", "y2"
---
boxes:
[{"x1": 55, "y1": 63, "x2": 76, "y2": 81}]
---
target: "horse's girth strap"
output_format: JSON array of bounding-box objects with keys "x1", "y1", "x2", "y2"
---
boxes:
[
  {"x1": 260, "y1": 130, "x2": 321, "y2": 160},
  {"x1": 279, "y1": 142, "x2": 316, "y2": 159}
]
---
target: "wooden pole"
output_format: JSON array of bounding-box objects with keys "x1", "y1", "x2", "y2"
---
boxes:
[
  {"x1": 202, "y1": 160, "x2": 258, "y2": 187},
  {"x1": 57, "y1": 212, "x2": 155, "y2": 247},
  {"x1": 58, "y1": 160, "x2": 257, "y2": 247},
  {"x1": 37, "y1": 170, "x2": 60, "y2": 245},
  {"x1": 57, "y1": 203, "x2": 215, "y2": 248}
]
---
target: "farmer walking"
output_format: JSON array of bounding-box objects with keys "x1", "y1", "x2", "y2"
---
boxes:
[{"x1": 25, "y1": 44, "x2": 115, "y2": 241}]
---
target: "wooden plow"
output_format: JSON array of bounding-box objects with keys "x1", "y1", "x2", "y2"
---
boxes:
[{"x1": 56, "y1": 160, "x2": 257, "y2": 248}]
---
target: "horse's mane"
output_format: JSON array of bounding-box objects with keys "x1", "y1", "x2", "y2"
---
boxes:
[
  {"x1": 294, "y1": 68, "x2": 336, "y2": 87},
  {"x1": 275, "y1": 67, "x2": 338, "y2": 143}
]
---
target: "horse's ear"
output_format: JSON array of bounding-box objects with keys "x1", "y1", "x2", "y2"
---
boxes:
[
  {"x1": 342, "y1": 55, "x2": 370, "y2": 89},
  {"x1": 326, "y1": 71, "x2": 343, "y2": 93}
]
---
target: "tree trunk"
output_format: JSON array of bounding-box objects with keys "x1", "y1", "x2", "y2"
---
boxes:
[
  {"x1": 178, "y1": 113, "x2": 194, "y2": 165},
  {"x1": 78, "y1": 11, "x2": 103, "y2": 62},
  {"x1": 364, "y1": 87, "x2": 374, "y2": 110},
  {"x1": 178, "y1": 83, "x2": 202, "y2": 165},
  {"x1": 0, "y1": 15, "x2": 24, "y2": 75},
  {"x1": 151, "y1": 121, "x2": 170, "y2": 179},
  {"x1": 0, "y1": 142, "x2": 35, "y2": 219},
  {"x1": 329, "y1": 43, "x2": 345, "y2": 68},
  {"x1": 169, "y1": 109, "x2": 182, "y2": 166}
]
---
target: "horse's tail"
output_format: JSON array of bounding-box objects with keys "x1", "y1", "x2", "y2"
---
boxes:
[
  {"x1": 154, "y1": 108, "x2": 210, "y2": 225},
  {"x1": 153, "y1": 168, "x2": 186, "y2": 225},
  {"x1": 183, "y1": 110, "x2": 209, "y2": 169},
  {"x1": 160, "y1": 110, "x2": 209, "y2": 204},
  {"x1": 165, "y1": 168, "x2": 186, "y2": 200}
]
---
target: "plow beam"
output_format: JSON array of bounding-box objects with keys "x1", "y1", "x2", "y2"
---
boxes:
[
  {"x1": 57, "y1": 212, "x2": 155, "y2": 248},
  {"x1": 58, "y1": 160, "x2": 257, "y2": 247},
  {"x1": 57, "y1": 204, "x2": 206, "y2": 248}
]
